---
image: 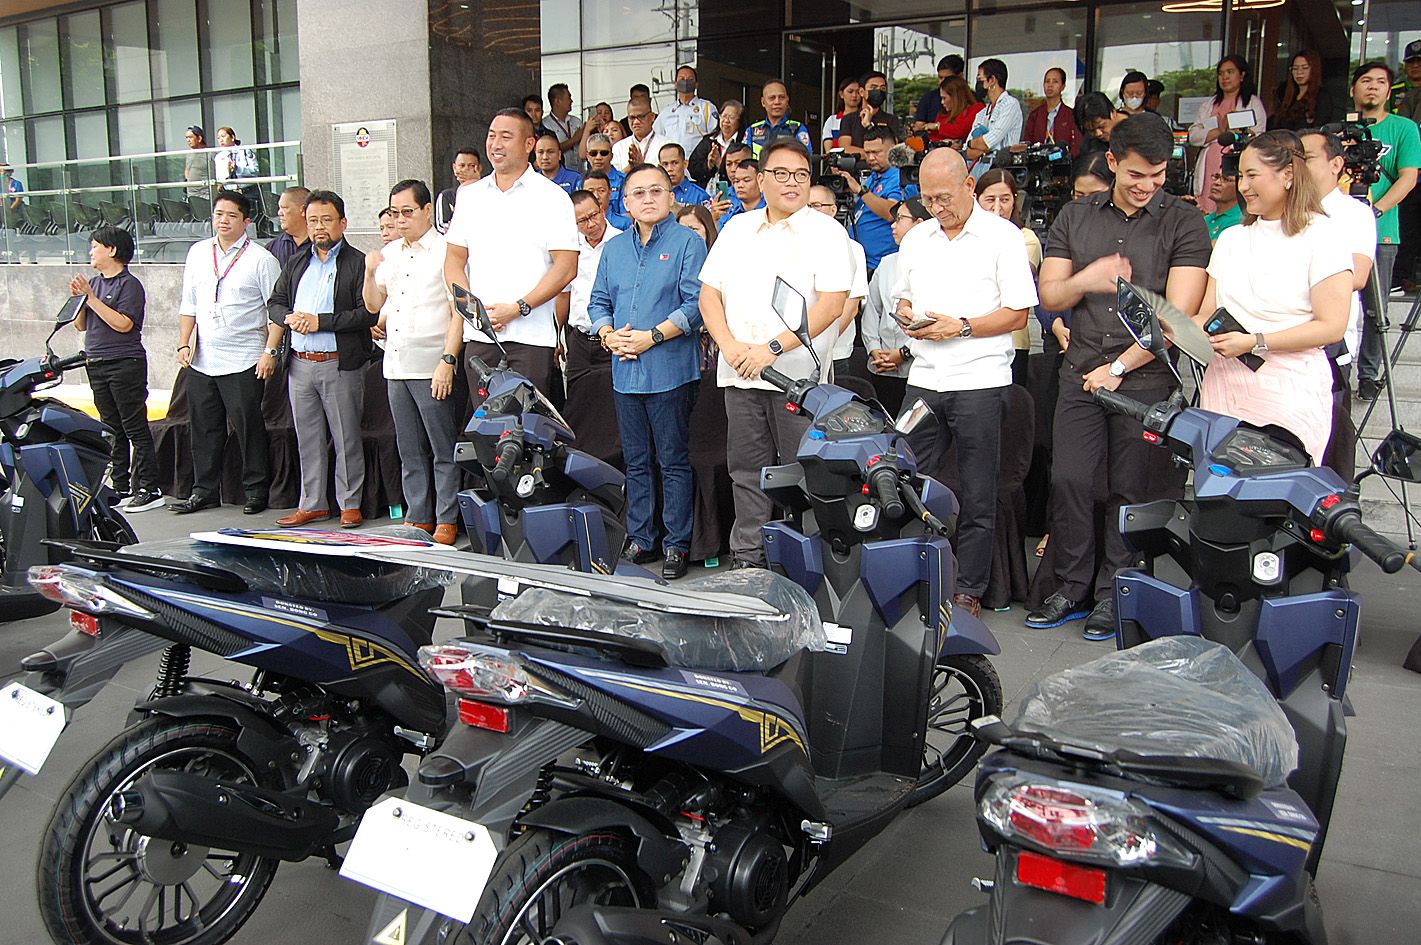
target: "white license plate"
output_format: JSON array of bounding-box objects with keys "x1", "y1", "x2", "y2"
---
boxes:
[
  {"x1": 340, "y1": 796, "x2": 498, "y2": 923},
  {"x1": 0, "y1": 681, "x2": 66, "y2": 775}
]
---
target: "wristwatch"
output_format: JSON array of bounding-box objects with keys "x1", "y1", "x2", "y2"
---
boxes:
[
  {"x1": 1373, "y1": 206, "x2": 1384, "y2": 219},
  {"x1": 650, "y1": 327, "x2": 665, "y2": 346},
  {"x1": 767, "y1": 338, "x2": 784, "y2": 356},
  {"x1": 440, "y1": 353, "x2": 457, "y2": 366},
  {"x1": 516, "y1": 299, "x2": 531, "y2": 318},
  {"x1": 899, "y1": 345, "x2": 913, "y2": 361},
  {"x1": 1252, "y1": 333, "x2": 1269, "y2": 357},
  {"x1": 265, "y1": 347, "x2": 280, "y2": 359},
  {"x1": 958, "y1": 319, "x2": 973, "y2": 339},
  {"x1": 1108, "y1": 359, "x2": 1127, "y2": 378}
]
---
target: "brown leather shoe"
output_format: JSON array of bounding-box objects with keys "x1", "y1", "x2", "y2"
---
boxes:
[
  {"x1": 952, "y1": 592, "x2": 982, "y2": 621},
  {"x1": 340, "y1": 509, "x2": 363, "y2": 529},
  {"x1": 407, "y1": 522, "x2": 435, "y2": 535},
  {"x1": 275, "y1": 509, "x2": 331, "y2": 528},
  {"x1": 432, "y1": 524, "x2": 459, "y2": 546}
]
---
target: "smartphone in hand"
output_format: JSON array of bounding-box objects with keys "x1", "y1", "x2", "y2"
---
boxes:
[
  {"x1": 1203, "y1": 307, "x2": 1264, "y2": 371},
  {"x1": 895, "y1": 309, "x2": 936, "y2": 332}
]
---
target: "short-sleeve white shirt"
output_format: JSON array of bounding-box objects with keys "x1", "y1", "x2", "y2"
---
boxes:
[
  {"x1": 1320, "y1": 188, "x2": 1377, "y2": 365},
  {"x1": 654, "y1": 97, "x2": 719, "y2": 156},
  {"x1": 567, "y1": 223, "x2": 622, "y2": 333},
  {"x1": 374, "y1": 228, "x2": 451, "y2": 379},
  {"x1": 445, "y1": 164, "x2": 579, "y2": 348},
  {"x1": 698, "y1": 205, "x2": 856, "y2": 391},
  {"x1": 179, "y1": 235, "x2": 280, "y2": 376},
  {"x1": 1207, "y1": 213, "x2": 1355, "y2": 336},
  {"x1": 892, "y1": 203, "x2": 1038, "y2": 391}
]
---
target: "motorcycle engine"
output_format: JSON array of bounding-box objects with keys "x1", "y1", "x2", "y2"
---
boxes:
[
  {"x1": 327, "y1": 733, "x2": 407, "y2": 812},
  {"x1": 705, "y1": 821, "x2": 789, "y2": 930}
]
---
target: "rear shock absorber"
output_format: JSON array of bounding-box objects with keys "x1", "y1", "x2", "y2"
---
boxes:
[{"x1": 150, "y1": 643, "x2": 191, "y2": 699}]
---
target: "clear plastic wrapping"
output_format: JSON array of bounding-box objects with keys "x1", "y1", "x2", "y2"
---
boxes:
[
  {"x1": 491, "y1": 569, "x2": 827, "y2": 672},
  {"x1": 130, "y1": 526, "x2": 456, "y2": 604},
  {"x1": 1012, "y1": 636, "x2": 1298, "y2": 788}
]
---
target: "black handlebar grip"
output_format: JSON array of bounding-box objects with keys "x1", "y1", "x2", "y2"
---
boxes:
[
  {"x1": 869, "y1": 465, "x2": 905, "y2": 520},
  {"x1": 1092, "y1": 387, "x2": 1151, "y2": 423},
  {"x1": 1330, "y1": 512, "x2": 1406, "y2": 573},
  {"x1": 490, "y1": 437, "x2": 521, "y2": 483},
  {"x1": 760, "y1": 366, "x2": 793, "y2": 393},
  {"x1": 52, "y1": 352, "x2": 87, "y2": 372},
  {"x1": 467, "y1": 355, "x2": 493, "y2": 383}
]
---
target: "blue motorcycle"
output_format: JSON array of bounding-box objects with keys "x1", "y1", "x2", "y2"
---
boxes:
[
  {"x1": 937, "y1": 282, "x2": 1414, "y2": 945},
  {"x1": 0, "y1": 296, "x2": 136, "y2": 622}
]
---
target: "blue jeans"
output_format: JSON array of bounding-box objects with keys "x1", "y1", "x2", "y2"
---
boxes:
[{"x1": 614, "y1": 381, "x2": 698, "y2": 554}]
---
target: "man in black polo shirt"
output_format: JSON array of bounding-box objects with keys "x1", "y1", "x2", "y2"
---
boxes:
[
  {"x1": 1027, "y1": 113, "x2": 1210, "y2": 640},
  {"x1": 837, "y1": 71, "x2": 904, "y2": 155}
]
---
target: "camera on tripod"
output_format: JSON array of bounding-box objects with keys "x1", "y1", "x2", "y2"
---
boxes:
[
  {"x1": 1320, "y1": 116, "x2": 1383, "y2": 199},
  {"x1": 997, "y1": 142, "x2": 1072, "y2": 237}
]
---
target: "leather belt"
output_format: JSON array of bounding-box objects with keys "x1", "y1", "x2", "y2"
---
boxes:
[{"x1": 292, "y1": 350, "x2": 339, "y2": 363}]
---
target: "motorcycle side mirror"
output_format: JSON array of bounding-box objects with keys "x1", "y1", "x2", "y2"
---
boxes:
[
  {"x1": 771, "y1": 276, "x2": 820, "y2": 382},
  {"x1": 1370, "y1": 429, "x2": 1421, "y2": 482},
  {"x1": 47, "y1": 296, "x2": 85, "y2": 355},
  {"x1": 452, "y1": 284, "x2": 509, "y2": 370},
  {"x1": 895, "y1": 398, "x2": 932, "y2": 435},
  {"x1": 1115, "y1": 279, "x2": 1186, "y2": 388}
]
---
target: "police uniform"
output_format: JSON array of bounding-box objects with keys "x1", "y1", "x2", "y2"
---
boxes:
[
  {"x1": 743, "y1": 117, "x2": 813, "y2": 158},
  {"x1": 673, "y1": 178, "x2": 713, "y2": 207}
]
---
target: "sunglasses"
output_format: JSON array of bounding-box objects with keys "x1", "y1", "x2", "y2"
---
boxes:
[{"x1": 588, "y1": 149, "x2": 611, "y2": 156}]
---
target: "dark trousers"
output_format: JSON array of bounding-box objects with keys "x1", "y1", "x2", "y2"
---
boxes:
[
  {"x1": 187, "y1": 366, "x2": 269, "y2": 502},
  {"x1": 614, "y1": 381, "x2": 698, "y2": 554},
  {"x1": 464, "y1": 340, "x2": 556, "y2": 406},
  {"x1": 562, "y1": 330, "x2": 622, "y2": 469},
  {"x1": 1359, "y1": 243, "x2": 1398, "y2": 385},
  {"x1": 724, "y1": 386, "x2": 810, "y2": 564},
  {"x1": 870, "y1": 373, "x2": 908, "y2": 417},
  {"x1": 87, "y1": 357, "x2": 159, "y2": 493},
  {"x1": 903, "y1": 384, "x2": 1007, "y2": 598},
  {"x1": 1050, "y1": 380, "x2": 1173, "y2": 602}
]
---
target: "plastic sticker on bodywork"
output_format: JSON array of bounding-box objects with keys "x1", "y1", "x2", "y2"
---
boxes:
[
  {"x1": 262, "y1": 597, "x2": 329, "y2": 623},
  {"x1": 679, "y1": 670, "x2": 749, "y2": 696}
]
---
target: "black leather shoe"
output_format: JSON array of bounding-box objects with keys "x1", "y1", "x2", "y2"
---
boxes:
[
  {"x1": 622, "y1": 541, "x2": 659, "y2": 565},
  {"x1": 1024, "y1": 592, "x2": 1089, "y2": 629},
  {"x1": 243, "y1": 498, "x2": 267, "y2": 515},
  {"x1": 168, "y1": 494, "x2": 219, "y2": 515},
  {"x1": 1081, "y1": 599, "x2": 1117, "y2": 641},
  {"x1": 662, "y1": 549, "x2": 689, "y2": 580}
]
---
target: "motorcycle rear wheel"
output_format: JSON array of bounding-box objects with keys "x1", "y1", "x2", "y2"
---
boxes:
[
  {"x1": 908, "y1": 654, "x2": 1003, "y2": 806},
  {"x1": 38, "y1": 717, "x2": 281, "y2": 945}
]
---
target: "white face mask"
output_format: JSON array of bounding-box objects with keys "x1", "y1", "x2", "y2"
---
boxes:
[{"x1": 1124, "y1": 96, "x2": 1144, "y2": 111}]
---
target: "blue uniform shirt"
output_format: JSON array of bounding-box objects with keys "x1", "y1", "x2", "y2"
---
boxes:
[
  {"x1": 673, "y1": 178, "x2": 712, "y2": 207},
  {"x1": 743, "y1": 117, "x2": 813, "y2": 158},
  {"x1": 549, "y1": 166, "x2": 582, "y2": 194},
  {"x1": 290, "y1": 242, "x2": 340, "y2": 352},
  {"x1": 587, "y1": 216, "x2": 708, "y2": 394},
  {"x1": 716, "y1": 191, "x2": 766, "y2": 230},
  {"x1": 606, "y1": 166, "x2": 627, "y2": 215},
  {"x1": 852, "y1": 168, "x2": 903, "y2": 270}
]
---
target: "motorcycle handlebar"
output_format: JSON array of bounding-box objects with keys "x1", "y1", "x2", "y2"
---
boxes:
[
  {"x1": 1092, "y1": 387, "x2": 1151, "y2": 424},
  {"x1": 868, "y1": 464, "x2": 905, "y2": 519},
  {"x1": 490, "y1": 436, "x2": 522, "y2": 483},
  {"x1": 760, "y1": 366, "x2": 793, "y2": 392},
  {"x1": 50, "y1": 352, "x2": 87, "y2": 373},
  {"x1": 1329, "y1": 511, "x2": 1407, "y2": 573},
  {"x1": 467, "y1": 355, "x2": 493, "y2": 383}
]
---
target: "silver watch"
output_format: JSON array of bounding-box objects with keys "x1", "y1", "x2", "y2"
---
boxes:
[
  {"x1": 1108, "y1": 359, "x2": 1127, "y2": 378},
  {"x1": 1251, "y1": 333, "x2": 1268, "y2": 357}
]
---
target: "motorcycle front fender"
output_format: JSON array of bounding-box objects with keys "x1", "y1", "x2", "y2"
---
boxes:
[{"x1": 940, "y1": 606, "x2": 1001, "y2": 657}]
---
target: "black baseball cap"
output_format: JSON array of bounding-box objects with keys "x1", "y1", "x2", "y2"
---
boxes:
[
  {"x1": 186, "y1": 125, "x2": 205, "y2": 139},
  {"x1": 1405, "y1": 39, "x2": 1421, "y2": 63}
]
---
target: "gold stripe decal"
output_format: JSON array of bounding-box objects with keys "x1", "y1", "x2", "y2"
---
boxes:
[
  {"x1": 606, "y1": 678, "x2": 806, "y2": 755},
  {"x1": 1215, "y1": 825, "x2": 1314, "y2": 852}
]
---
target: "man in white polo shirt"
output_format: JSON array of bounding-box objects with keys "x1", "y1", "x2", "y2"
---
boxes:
[
  {"x1": 363, "y1": 178, "x2": 463, "y2": 545},
  {"x1": 444, "y1": 107, "x2": 579, "y2": 400},
  {"x1": 700, "y1": 138, "x2": 852, "y2": 568},
  {"x1": 894, "y1": 147, "x2": 1037, "y2": 618}
]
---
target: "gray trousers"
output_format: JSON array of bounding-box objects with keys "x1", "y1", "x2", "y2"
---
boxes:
[
  {"x1": 724, "y1": 386, "x2": 810, "y2": 564},
  {"x1": 387, "y1": 376, "x2": 461, "y2": 525},
  {"x1": 289, "y1": 356, "x2": 366, "y2": 512}
]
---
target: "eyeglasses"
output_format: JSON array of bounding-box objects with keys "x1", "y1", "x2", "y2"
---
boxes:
[
  {"x1": 624, "y1": 185, "x2": 669, "y2": 202},
  {"x1": 764, "y1": 167, "x2": 812, "y2": 184},
  {"x1": 588, "y1": 149, "x2": 611, "y2": 156},
  {"x1": 575, "y1": 212, "x2": 602, "y2": 225},
  {"x1": 919, "y1": 192, "x2": 958, "y2": 209},
  {"x1": 808, "y1": 201, "x2": 836, "y2": 211},
  {"x1": 391, "y1": 207, "x2": 421, "y2": 218},
  {"x1": 629, "y1": 113, "x2": 653, "y2": 123}
]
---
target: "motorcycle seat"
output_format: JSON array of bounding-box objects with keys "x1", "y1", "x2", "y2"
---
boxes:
[
  {"x1": 490, "y1": 569, "x2": 827, "y2": 673},
  {"x1": 1012, "y1": 635, "x2": 1299, "y2": 789}
]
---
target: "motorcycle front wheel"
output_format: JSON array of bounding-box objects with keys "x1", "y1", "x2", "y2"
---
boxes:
[
  {"x1": 908, "y1": 654, "x2": 1003, "y2": 806},
  {"x1": 38, "y1": 716, "x2": 281, "y2": 945}
]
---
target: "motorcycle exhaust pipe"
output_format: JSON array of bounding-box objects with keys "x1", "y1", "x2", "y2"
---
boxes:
[{"x1": 108, "y1": 770, "x2": 341, "y2": 861}]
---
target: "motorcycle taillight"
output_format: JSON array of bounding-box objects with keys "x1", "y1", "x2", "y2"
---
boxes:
[
  {"x1": 28, "y1": 566, "x2": 154, "y2": 620},
  {"x1": 418, "y1": 642, "x2": 577, "y2": 708}
]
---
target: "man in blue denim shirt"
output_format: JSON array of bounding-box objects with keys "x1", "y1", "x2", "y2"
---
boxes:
[{"x1": 589, "y1": 164, "x2": 708, "y2": 580}]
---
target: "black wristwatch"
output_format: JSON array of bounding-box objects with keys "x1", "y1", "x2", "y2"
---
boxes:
[
  {"x1": 440, "y1": 353, "x2": 457, "y2": 366},
  {"x1": 516, "y1": 298, "x2": 531, "y2": 318},
  {"x1": 650, "y1": 327, "x2": 665, "y2": 345},
  {"x1": 899, "y1": 345, "x2": 912, "y2": 361},
  {"x1": 767, "y1": 338, "x2": 784, "y2": 356}
]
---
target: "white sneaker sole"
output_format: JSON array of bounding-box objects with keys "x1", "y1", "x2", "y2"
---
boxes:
[{"x1": 126, "y1": 495, "x2": 166, "y2": 512}]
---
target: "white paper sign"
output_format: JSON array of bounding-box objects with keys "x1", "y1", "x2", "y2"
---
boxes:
[
  {"x1": 340, "y1": 796, "x2": 499, "y2": 922},
  {"x1": 0, "y1": 682, "x2": 67, "y2": 775}
]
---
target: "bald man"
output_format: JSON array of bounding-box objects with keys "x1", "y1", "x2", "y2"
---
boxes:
[{"x1": 891, "y1": 148, "x2": 1038, "y2": 618}]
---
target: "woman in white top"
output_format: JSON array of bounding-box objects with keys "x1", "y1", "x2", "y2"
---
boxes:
[
  {"x1": 1195, "y1": 130, "x2": 1353, "y2": 464},
  {"x1": 862, "y1": 197, "x2": 932, "y2": 415},
  {"x1": 821, "y1": 78, "x2": 863, "y2": 153},
  {"x1": 1188, "y1": 56, "x2": 1267, "y2": 212}
]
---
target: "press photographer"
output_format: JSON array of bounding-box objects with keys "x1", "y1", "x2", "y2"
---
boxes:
[{"x1": 828, "y1": 126, "x2": 904, "y2": 273}]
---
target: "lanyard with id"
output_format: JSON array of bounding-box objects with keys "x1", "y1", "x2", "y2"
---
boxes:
[{"x1": 212, "y1": 238, "x2": 251, "y2": 313}]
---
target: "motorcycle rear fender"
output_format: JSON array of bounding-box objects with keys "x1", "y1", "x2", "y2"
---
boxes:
[
  {"x1": 28, "y1": 621, "x2": 168, "y2": 711},
  {"x1": 134, "y1": 687, "x2": 294, "y2": 775},
  {"x1": 520, "y1": 795, "x2": 690, "y2": 887},
  {"x1": 940, "y1": 605, "x2": 1001, "y2": 657}
]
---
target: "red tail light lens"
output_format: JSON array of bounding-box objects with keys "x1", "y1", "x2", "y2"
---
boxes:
[
  {"x1": 1016, "y1": 849, "x2": 1106, "y2": 904},
  {"x1": 1008, "y1": 785, "x2": 1098, "y2": 851},
  {"x1": 70, "y1": 611, "x2": 100, "y2": 637},
  {"x1": 457, "y1": 698, "x2": 511, "y2": 733}
]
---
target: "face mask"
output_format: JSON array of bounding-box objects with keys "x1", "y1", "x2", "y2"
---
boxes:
[
  {"x1": 866, "y1": 89, "x2": 887, "y2": 108},
  {"x1": 676, "y1": 78, "x2": 696, "y2": 95},
  {"x1": 974, "y1": 82, "x2": 987, "y2": 100},
  {"x1": 1124, "y1": 96, "x2": 1144, "y2": 111}
]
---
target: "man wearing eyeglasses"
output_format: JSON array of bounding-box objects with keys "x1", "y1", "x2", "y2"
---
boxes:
[
  {"x1": 590, "y1": 165, "x2": 708, "y2": 580},
  {"x1": 892, "y1": 147, "x2": 1037, "y2": 620},
  {"x1": 700, "y1": 139, "x2": 853, "y2": 569},
  {"x1": 612, "y1": 101, "x2": 663, "y2": 173},
  {"x1": 363, "y1": 179, "x2": 463, "y2": 545},
  {"x1": 558, "y1": 189, "x2": 624, "y2": 469}
]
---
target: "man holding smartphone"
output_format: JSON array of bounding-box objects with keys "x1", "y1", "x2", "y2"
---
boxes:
[{"x1": 1028, "y1": 113, "x2": 1210, "y2": 640}]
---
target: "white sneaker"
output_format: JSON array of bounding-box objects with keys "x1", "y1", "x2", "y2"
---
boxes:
[{"x1": 125, "y1": 489, "x2": 165, "y2": 512}]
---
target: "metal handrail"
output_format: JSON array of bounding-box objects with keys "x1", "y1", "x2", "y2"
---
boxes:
[
  {"x1": 2, "y1": 140, "x2": 302, "y2": 173},
  {"x1": 16, "y1": 174, "x2": 300, "y2": 199}
]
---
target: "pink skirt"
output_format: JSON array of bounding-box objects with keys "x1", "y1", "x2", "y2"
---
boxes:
[{"x1": 1199, "y1": 348, "x2": 1333, "y2": 464}]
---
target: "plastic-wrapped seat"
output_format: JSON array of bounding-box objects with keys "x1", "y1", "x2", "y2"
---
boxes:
[
  {"x1": 1012, "y1": 635, "x2": 1299, "y2": 789},
  {"x1": 130, "y1": 526, "x2": 455, "y2": 605},
  {"x1": 491, "y1": 569, "x2": 827, "y2": 673}
]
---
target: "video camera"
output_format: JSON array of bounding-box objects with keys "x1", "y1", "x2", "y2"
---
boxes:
[
  {"x1": 815, "y1": 152, "x2": 868, "y2": 222},
  {"x1": 1320, "y1": 116, "x2": 1383, "y2": 200},
  {"x1": 997, "y1": 142, "x2": 1073, "y2": 237}
]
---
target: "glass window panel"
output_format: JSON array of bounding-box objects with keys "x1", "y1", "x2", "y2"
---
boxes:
[
  {"x1": 117, "y1": 103, "x2": 154, "y2": 155},
  {"x1": 1359, "y1": 0, "x2": 1421, "y2": 77},
  {"x1": 1096, "y1": 4, "x2": 1221, "y2": 126},
  {"x1": 30, "y1": 115, "x2": 66, "y2": 168},
  {"x1": 72, "y1": 111, "x2": 115, "y2": 200},
  {"x1": 72, "y1": 111, "x2": 110, "y2": 161},
  {"x1": 542, "y1": 0, "x2": 580, "y2": 54},
  {"x1": 583, "y1": 44, "x2": 677, "y2": 118},
  {"x1": 207, "y1": 0, "x2": 255, "y2": 90},
  {"x1": 63, "y1": 12, "x2": 106, "y2": 110},
  {"x1": 875, "y1": 22, "x2": 967, "y2": 123},
  {"x1": 263, "y1": 88, "x2": 301, "y2": 181},
  {"x1": 153, "y1": 97, "x2": 203, "y2": 187},
  {"x1": 109, "y1": 2, "x2": 152, "y2": 104},
  {"x1": 154, "y1": 0, "x2": 201, "y2": 99},
  {"x1": 0, "y1": 119, "x2": 27, "y2": 168},
  {"x1": 211, "y1": 91, "x2": 257, "y2": 149},
  {"x1": 22, "y1": 20, "x2": 63, "y2": 114},
  {"x1": 967, "y1": 9, "x2": 1087, "y2": 107},
  {"x1": 789, "y1": 0, "x2": 965, "y2": 29},
  {"x1": 582, "y1": 0, "x2": 676, "y2": 50},
  {"x1": 255, "y1": 0, "x2": 299, "y2": 84},
  {"x1": 696, "y1": 31, "x2": 783, "y2": 127},
  {"x1": 1, "y1": 28, "x2": 22, "y2": 120}
]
